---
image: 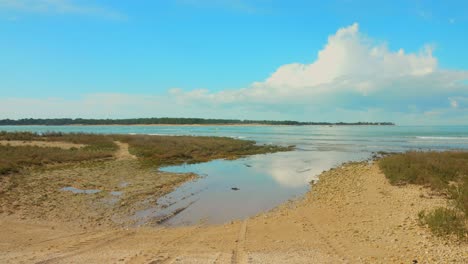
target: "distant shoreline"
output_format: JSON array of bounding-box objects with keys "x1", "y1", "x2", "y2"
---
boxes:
[
  {"x1": 0, "y1": 118, "x2": 396, "y2": 126},
  {"x1": 0, "y1": 123, "x2": 395, "y2": 127}
]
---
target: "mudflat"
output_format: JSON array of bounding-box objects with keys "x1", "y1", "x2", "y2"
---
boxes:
[{"x1": 1, "y1": 161, "x2": 466, "y2": 263}]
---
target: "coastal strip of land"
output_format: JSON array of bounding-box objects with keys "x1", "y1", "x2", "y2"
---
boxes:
[
  {"x1": 0, "y1": 145, "x2": 466, "y2": 263},
  {"x1": 0, "y1": 117, "x2": 395, "y2": 126},
  {"x1": 0, "y1": 132, "x2": 292, "y2": 228}
]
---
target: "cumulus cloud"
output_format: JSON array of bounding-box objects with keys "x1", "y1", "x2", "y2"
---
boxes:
[
  {"x1": 174, "y1": 23, "x2": 467, "y2": 101},
  {"x1": 165, "y1": 23, "x2": 468, "y2": 123},
  {"x1": 265, "y1": 23, "x2": 436, "y2": 88},
  {"x1": 1, "y1": 23, "x2": 468, "y2": 124}
]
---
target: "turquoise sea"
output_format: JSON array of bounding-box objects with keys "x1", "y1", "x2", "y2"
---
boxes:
[{"x1": 2, "y1": 125, "x2": 468, "y2": 225}]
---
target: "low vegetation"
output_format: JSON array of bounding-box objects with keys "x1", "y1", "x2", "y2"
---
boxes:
[
  {"x1": 115, "y1": 134, "x2": 293, "y2": 166},
  {"x1": 418, "y1": 208, "x2": 466, "y2": 239},
  {"x1": 379, "y1": 151, "x2": 467, "y2": 240},
  {"x1": 0, "y1": 131, "x2": 118, "y2": 151},
  {"x1": 0, "y1": 145, "x2": 114, "y2": 175},
  {"x1": 0, "y1": 131, "x2": 293, "y2": 174},
  {"x1": 0, "y1": 132, "x2": 118, "y2": 175},
  {"x1": 0, "y1": 131, "x2": 293, "y2": 227}
]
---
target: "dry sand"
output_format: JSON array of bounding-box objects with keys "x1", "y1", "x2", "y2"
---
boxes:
[
  {"x1": 114, "y1": 141, "x2": 137, "y2": 160},
  {"x1": 0, "y1": 140, "x2": 85, "y2": 149},
  {"x1": 1, "y1": 161, "x2": 466, "y2": 263}
]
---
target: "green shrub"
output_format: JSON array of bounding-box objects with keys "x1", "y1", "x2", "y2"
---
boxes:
[
  {"x1": 379, "y1": 151, "x2": 468, "y2": 241},
  {"x1": 418, "y1": 208, "x2": 467, "y2": 240},
  {"x1": 449, "y1": 177, "x2": 468, "y2": 215}
]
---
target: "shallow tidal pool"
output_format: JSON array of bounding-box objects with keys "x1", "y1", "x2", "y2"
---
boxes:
[{"x1": 149, "y1": 150, "x2": 370, "y2": 226}]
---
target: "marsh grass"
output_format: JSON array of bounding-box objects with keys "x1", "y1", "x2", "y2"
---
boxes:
[
  {"x1": 0, "y1": 132, "x2": 119, "y2": 175},
  {"x1": 0, "y1": 131, "x2": 38, "y2": 141},
  {"x1": 115, "y1": 134, "x2": 293, "y2": 166},
  {"x1": 0, "y1": 145, "x2": 114, "y2": 175},
  {"x1": 0, "y1": 131, "x2": 293, "y2": 174},
  {"x1": 418, "y1": 208, "x2": 467, "y2": 240},
  {"x1": 379, "y1": 151, "x2": 467, "y2": 240},
  {"x1": 46, "y1": 132, "x2": 118, "y2": 150}
]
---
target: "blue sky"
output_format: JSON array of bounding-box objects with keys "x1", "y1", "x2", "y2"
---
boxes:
[{"x1": 1, "y1": 0, "x2": 468, "y2": 124}]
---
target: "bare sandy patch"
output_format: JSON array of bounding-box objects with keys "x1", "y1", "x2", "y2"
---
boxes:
[
  {"x1": 0, "y1": 162, "x2": 466, "y2": 263},
  {"x1": 114, "y1": 141, "x2": 137, "y2": 160},
  {"x1": 0, "y1": 140, "x2": 85, "y2": 149}
]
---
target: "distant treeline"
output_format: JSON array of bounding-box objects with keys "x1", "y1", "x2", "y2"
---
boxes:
[{"x1": 0, "y1": 118, "x2": 395, "y2": 126}]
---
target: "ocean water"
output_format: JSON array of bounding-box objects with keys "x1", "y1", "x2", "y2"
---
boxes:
[{"x1": 2, "y1": 125, "x2": 468, "y2": 225}]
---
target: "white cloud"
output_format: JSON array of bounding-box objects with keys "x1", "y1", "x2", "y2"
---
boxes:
[
  {"x1": 1, "y1": 23, "x2": 468, "y2": 125},
  {"x1": 260, "y1": 23, "x2": 437, "y2": 91},
  {"x1": 170, "y1": 23, "x2": 468, "y2": 107},
  {"x1": 0, "y1": 0, "x2": 125, "y2": 19}
]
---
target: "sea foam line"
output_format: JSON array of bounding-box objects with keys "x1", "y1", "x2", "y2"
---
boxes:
[{"x1": 416, "y1": 136, "x2": 468, "y2": 140}]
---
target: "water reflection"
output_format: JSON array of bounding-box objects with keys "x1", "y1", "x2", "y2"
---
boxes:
[
  {"x1": 139, "y1": 149, "x2": 370, "y2": 226},
  {"x1": 253, "y1": 152, "x2": 341, "y2": 188},
  {"x1": 60, "y1": 186, "x2": 101, "y2": 194},
  {"x1": 5, "y1": 125, "x2": 467, "y2": 225}
]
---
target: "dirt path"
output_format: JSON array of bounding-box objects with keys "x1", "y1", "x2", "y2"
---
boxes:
[
  {"x1": 114, "y1": 141, "x2": 137, "y2": 160},
  {"x1": 0, "y1": 162, "x2": 466, "y2": 263}
]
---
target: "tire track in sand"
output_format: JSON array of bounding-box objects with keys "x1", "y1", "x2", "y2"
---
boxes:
[
  {"x1": 231, "y1": 220, "x2": 248, "y2": 264},
  {"x1": 304, "y1": 217, "x2": 350, "y2": 263},
  {"x1": 35, "y1": 231, "x2": 135, "y2": 264},
  {"x1": 159, "y1": 225, "x2": 220, "y2": 264},
  {"x1": 126, "y1": 227, "x2": 204, "y2": 264}
]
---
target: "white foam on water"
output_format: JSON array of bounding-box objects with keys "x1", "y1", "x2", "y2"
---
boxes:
[{"x1": 416, "y1": 136, "x2": 468, "y2": 140}]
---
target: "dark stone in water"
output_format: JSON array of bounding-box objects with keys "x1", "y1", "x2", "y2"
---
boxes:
[{"x1": 231, "y1": 187, "x2": 240, "y2": 191}]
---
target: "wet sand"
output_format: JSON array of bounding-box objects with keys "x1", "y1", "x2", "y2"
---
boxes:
[
  {"x1": 1, "y1": 161, "x2": 466, "y2": 263},
  {"x1": 0, "y1": 141, "x2": 197, "y2": 229}
]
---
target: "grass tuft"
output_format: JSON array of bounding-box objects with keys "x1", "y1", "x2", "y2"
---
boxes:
[
  {"x1": 418, "y1": 208, "x2": 467, "y2": 240},
  {"x1": 379, "y1": 151, "x2": 467, "y2": 240}
]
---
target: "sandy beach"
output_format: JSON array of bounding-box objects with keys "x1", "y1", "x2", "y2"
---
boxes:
[
  {"x1": 4, "y1": 2, "x2": 468, "y2": 262},
  {"x1": 1, "y1": 159, "x2": 466, "y2": 263}
]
